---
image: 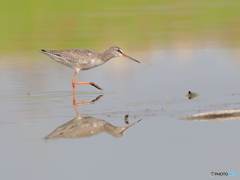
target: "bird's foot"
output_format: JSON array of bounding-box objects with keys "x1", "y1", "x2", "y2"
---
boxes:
[{"x1": 90, "y1": 82, "x2": 103, "y2": 90}]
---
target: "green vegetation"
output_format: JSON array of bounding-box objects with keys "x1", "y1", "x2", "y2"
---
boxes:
[{"x1": 0, "y1": 0, "x2": 240, "y2": 53}]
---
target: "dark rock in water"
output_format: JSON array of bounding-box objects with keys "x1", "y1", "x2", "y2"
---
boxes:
[
  {"x1": 124, "y1": 114, "x2": 129, "y2": 124},
  {"x1": 186, "y1": 91, "x2": 198, "y2": 99}
]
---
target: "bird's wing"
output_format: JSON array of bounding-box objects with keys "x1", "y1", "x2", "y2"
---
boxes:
[
  {"x1": 45, "y1": 117, "x2": 105, "y2": 139},
  {"x1": 47, "y1": 49, "x2": 98, "y2": 64}
]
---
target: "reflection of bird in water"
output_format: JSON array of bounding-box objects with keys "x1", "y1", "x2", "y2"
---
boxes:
[
  {"x1": 40, "y1": 46, "x2": 140, "y2": 91},
  {"x1": 45, "y1": 116, "x2": 142, "y2": 139}
]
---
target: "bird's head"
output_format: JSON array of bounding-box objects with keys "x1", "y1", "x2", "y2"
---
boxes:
[
  {"x1": 111, "y1": 119, "x2": 142, "y2": 137},
  {"x1": 109, "y1": 46, "x2": 140, "y2": 63}
]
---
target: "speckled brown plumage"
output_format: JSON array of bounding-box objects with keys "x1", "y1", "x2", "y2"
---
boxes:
[{"x1": 40, "y1": 46, "x2": 139, "y2": 72}]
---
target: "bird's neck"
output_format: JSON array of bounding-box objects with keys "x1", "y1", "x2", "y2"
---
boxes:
[
  {"x1": 104, "y1": 123, "x2": 124, "y2": 137},
  {"x1": 100, "y1": 49, "x2": 115, "y2": 61}
]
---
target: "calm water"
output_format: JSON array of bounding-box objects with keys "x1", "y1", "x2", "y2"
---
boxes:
[{"x1": 1, "y1": 1, "x2": 240, "y2": 180}]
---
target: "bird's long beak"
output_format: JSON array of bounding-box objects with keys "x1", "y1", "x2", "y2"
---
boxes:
[
  {"x1": 124, "y1": 119, "x2": 142, "y2": 129},
  {"x1": 122, "y1": 53, "x2": 140, "y2": 63}
]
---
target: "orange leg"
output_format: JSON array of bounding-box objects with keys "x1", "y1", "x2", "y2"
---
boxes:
[
  {"x1": 72, "y1": 72, "x2": 103, "y2": 91},
  {"x1": 71, "y1": 72, "x2": 103, "y2": 105}
]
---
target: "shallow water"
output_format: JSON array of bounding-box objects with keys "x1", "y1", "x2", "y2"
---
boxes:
[
  {"x1": 1, "y1": 0, "x2": 240, "y2": 179},
  {"x1": 1, "y1": 47, "x2": 240, "y2": 179}
]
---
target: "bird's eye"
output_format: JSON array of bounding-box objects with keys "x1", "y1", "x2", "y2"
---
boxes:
[{"x1": 117, "y1": 49, "x2": 122, "y2": 53}]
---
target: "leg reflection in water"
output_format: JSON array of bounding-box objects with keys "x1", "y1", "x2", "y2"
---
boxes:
[{"x1": 72, "y1": 89, "x2": 103, "y2": 106}]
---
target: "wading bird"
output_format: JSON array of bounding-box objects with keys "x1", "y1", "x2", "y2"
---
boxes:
[{"x1": 40, "y1": 46, "x2": 140, "y2": 91}]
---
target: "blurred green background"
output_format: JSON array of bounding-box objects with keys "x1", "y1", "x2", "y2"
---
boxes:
[{"x1": 0, "y1": 0, "x2": 240, "y2": 53}]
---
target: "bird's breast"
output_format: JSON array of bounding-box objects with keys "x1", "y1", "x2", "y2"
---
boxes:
[{"x1": 81, "y1": 58, "x2": 106, "y2": 70}]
